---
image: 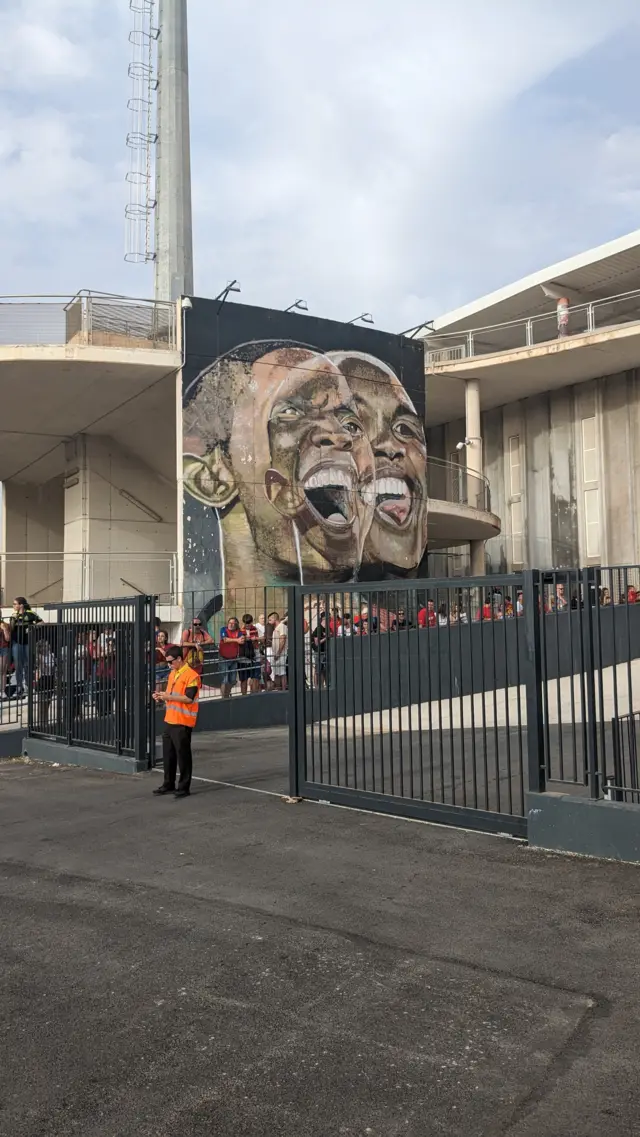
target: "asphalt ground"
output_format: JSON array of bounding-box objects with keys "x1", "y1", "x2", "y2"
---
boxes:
[{"x1": 0, "y1": 728, "x2": 639, "y2": 1136}]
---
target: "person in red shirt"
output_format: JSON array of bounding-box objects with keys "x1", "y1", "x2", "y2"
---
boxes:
[
  {"x1": 627, "y1": 585, "x2": 638, "y2": 605},
  {"x1": 475, "y1": 600, "x2": 492, "y2": 622},
  {"x1": 219, "y1": 616, "x2": 244, "y2": 698},
  {"x1": 418, "y1": 599, "x2": 437, "y2": 628},
  {"x1": 328, "y1": 608, "x2": 342, "y2": 636}
]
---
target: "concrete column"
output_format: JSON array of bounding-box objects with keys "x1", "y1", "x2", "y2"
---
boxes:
[
  {"x1": 466, "y1": 380, "x2": 486, "y2": 578},
  {"x1": 63, "y1": 436, "x2": 178, "y2": 601},
  {"x1": 470, "y1": 538, "x2": 486, "y2": 576},
  {"x1": 465, "y1": 379, "x2": 483, "y2": 477},
  {"x1": 1, "y1": 480, "x2": 64, "y2": 606}
]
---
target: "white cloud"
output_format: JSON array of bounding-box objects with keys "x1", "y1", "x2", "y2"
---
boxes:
[{"x1": 0, "y1": 0, "x2": 638, "y2": 323}]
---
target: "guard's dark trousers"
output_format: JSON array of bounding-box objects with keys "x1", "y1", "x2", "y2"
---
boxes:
[{"x1": 162, "y1": 724, "x2": 193, "y2": 792}]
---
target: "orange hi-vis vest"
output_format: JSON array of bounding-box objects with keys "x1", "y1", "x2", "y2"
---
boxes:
[{"x1": 164, "y1": 663, "x2": 201, "y2": 727}]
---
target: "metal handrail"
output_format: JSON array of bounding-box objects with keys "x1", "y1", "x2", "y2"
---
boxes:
[
  {"x1": 0, "y1": 293, "x2": 177, "y2": 351},
  {"x1": 426, "y1": 285, "x2": 640, "y2": 364},
  {"x1": 427, "y1": 455, "x2": 491, "y2": 513}
]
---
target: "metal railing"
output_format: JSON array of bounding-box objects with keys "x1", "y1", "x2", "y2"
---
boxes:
[
  {"x1": 0, "y1": 292, "x2": 177, "y2": 350},
  {"x1": 1, "y1": 551, "x2": 178, "y2": 606},
  {"x1": 426, "y1": 286, "x2": 640, "y2": 365},
  {"x1": 27, "y1": 596, "x2": 155, "y2": 767},
  {"x1": 427, "y1": 455, "x2": 491, "y2": 513}
]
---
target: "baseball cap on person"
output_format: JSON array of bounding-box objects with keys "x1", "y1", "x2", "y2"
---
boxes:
[{"x1": 165, "y1": 647, "x2": 183, "y2": 662}]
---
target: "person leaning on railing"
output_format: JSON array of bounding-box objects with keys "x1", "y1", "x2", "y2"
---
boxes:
[
  {"x1": 181, "y1": 616, "x2": 213, "y2": 677},
  {"x1": 10, "y1": 597, "x2": 42, "y2": 699}
]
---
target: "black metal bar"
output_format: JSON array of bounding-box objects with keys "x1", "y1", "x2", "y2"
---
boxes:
[
  {"x1": 415, "y1": 593, "x2": 425, "y2": 803},
  {"x1": 132, "y1": 596, "x2": 146, "y2": 767},
  {"x1": 457, "y1": 587, "x2": 467, "y2": 808},
  {"x1": 592, "y1": 569, "x2": 607, "y2": 792},
  {"x1": 502, "y1": 585, "x2": 513, "y2": 816},
  {"x1": 523, "y1": 570, "x2": 546, "y2": 794},
  {"x1": 581, "y1": 568, "x2": 600, "y2": 799},
  {"x1": 467, "y1": 584, "x2": 478, "y2": 809},
  {"x1": 491, "y1": 598, "x2": 501, "y2": 815},
  {"x1": 287, "y1": 585, "x2": 304, "y2": 797},
  {"x1": 301, "y1": 782, "x2": 527, "y2": 839}
]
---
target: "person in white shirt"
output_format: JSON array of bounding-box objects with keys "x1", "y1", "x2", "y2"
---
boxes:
[
  {"x1": 271, "y1": 617, "x2": 288, "y2": 690},
  {"x1": 337, "y1": 613, "x2": 354, "y2": 636}
]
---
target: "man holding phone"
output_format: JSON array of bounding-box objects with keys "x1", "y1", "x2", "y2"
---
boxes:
[{"x1": 153, "y1": 647, "x2": 201, "y2": 798}]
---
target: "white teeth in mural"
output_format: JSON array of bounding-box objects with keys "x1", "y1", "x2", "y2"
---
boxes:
[
  {"x1": 303, "y1": 467, "x2": 353, "y2": 490},
  {"x1": 375, "y1": 477, "x2": 408, "y2": 498}
]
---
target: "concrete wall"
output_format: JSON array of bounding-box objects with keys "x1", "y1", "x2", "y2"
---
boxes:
[
  {"x1": 1, "y1": 479, "x2": 64, "y2": 604},
  {"x1": 427, "y1": 368, "x2": 640, "y2": 572},
  {"x1": 63, "y1": 435, "x2": 177, "y2": 600}
]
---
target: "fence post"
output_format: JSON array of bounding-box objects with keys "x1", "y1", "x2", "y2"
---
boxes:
[
  {"x1": 287, "y1": 585, "x2": 305, "y2": 797},
  {"x1": 523, "y1": 570, "x2": 546, "y2": 793},
  {"x1": 27, "y1": 628, "x2": 35, "y2": 735},
  {"x1": 147, "y1": 596, "x2": 157, "y2": 769},
  {"x1": 132, "y1": 595, "x2": 149, "y2": 770},
  {"x1": 64, "y1": 623, "x2": 74, "y2": 746},
  {"x1": 581, "y1": 568, "x2": 600, "y2": 799}
]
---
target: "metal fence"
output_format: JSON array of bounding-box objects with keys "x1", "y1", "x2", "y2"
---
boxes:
[
  {"x1": 0, "y1": 293, "x2": 177, "y2": 350},
  {"x1": 288, "y1": 575, "x2": 532, "y2": 836},
  {"x1": 1, "y1": 551, "x2": 178, "y2": 606},
  {"x1": 425, "y1": 286, "x2": 640, "y2": 364},
  {"x1": 426, "y1": 455, "x2": 491, "y2": 512},
  {"x1": 27, "y1": 596, "x2": 155, "y2": 766},
  {"x1": 536, "y1": 566, "x2": 640, "y2": 803},
  {"x1": 156, "y1": 586, "x2": 290, "y2": 699},
  {"x1": 287, "y1": 566, "x2": 640, "y2": 833},
  {"x1": 11, "y1": 565, "x2": 640, "y2": 830}
]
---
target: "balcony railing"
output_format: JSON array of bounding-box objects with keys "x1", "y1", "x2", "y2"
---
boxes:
[
  {"x1": 426, "y1": 286, "x2": 640, "y2": 365},
  {"x1": 0, "y1": 551, "x2": 178, "y2": 606},
  {"x1": 0, "y1": 292, "x2": 177, "y2": 351},
  {"x1": 427, "y1": 455, "x2": 491, "y2": 513}
]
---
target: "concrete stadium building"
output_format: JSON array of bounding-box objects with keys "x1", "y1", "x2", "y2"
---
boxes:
[
  {"x1": 3, "y1": 227, "x2": 639, "y2": 614},
  {"x1": 422, "y1": 228, "x2": 640, "y2": 577},
  {"x1": 0, "y1": 293, "x2": 495, "y2": 616}
]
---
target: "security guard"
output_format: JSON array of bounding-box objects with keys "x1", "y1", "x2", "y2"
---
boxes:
[{"x1": 152, "y1": 646, "x2": 200, "y2": 798}]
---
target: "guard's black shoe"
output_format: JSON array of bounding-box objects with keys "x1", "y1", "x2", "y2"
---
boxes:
[
  {"x1": 153, "y1": 785, "x2": 175, "y2": 795},
  {"x1": 174, "y1": 788, "x2": 190, "y2": 798}
]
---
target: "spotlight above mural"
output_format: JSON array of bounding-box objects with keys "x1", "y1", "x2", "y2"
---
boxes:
[
  {"x1": 348, "y1": 313, "x2": 374, "y2": 325},
  {"x1": 284, "y1": 299, "x2": 309, "y2": 313},
  {"x1": 214, "y1": 280, "x2": 241, "y2": 303}
]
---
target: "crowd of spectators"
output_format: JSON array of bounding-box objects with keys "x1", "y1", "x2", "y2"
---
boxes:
[{"x1": 3, "y1": 578, "x2": 638, "y2": 709}]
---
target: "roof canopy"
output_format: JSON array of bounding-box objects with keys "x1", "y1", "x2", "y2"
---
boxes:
[{"x1": 422, "y1": 229, "x2": 640, "y2": 337}]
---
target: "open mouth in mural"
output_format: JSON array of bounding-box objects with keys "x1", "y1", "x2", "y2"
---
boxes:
[
  {"x1": 302, "y1": 464, "x2": 359, "y2": 529},
  {"x1": 374, "y1": 471, "x2": 418, "y2": 529}
]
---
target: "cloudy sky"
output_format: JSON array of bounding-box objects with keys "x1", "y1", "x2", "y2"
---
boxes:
[{"x1": 1, "y1": 0, "x2": 639, "y2": 330}]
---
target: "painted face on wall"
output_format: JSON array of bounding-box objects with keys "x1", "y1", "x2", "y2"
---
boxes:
[
  {"x1": 328, "y1": 352, "x2": 428, "y2": 571},
  {"x1": 235, "y1": 348, "x2": 375, "y2": 574},
  {"x1": 184, "y1": 346, "x2": 375, "y2": 578}
]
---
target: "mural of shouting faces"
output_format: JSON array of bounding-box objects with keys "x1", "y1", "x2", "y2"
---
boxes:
[
  {"x1": 328, "y1": 352, "x2": 428, "y2": 574},
  {"x1": 183, "y1": 342, "x2": 376, "y2": 585}
]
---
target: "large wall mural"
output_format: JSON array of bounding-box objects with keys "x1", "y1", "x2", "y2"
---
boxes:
[{"x1": 182, "y1": 300, "x2": 426, "y2": 596}]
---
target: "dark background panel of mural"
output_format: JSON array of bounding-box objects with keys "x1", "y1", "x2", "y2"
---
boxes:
[{"x1": 182, "y1": 298, "x2": 426, "y2": 593}]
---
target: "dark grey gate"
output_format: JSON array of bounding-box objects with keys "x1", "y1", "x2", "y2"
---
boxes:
[
  {"x1": 288, "y1": 574, "x2": 543, "y2": 837},
  {"x1": 288, "y1": 566, "x2": 640, "y2": 834},
  {"x1": 27, "y1": 594, "x2": 156, "y2": 771}
]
